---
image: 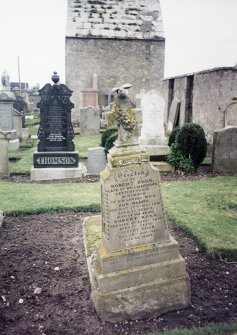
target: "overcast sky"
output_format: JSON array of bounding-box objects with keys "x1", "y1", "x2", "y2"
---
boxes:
[{"x1": 0, "y1": 0, "x2": 236, "y2": 87}]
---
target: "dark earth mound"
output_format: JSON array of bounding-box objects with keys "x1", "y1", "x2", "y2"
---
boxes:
[{"x1": 0, "y1": 212, "x2": 236, "y2": 335}]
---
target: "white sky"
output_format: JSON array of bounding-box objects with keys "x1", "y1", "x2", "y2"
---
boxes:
[{"x1": 0, "y1": 0, "x2": 237, "y2": 87}]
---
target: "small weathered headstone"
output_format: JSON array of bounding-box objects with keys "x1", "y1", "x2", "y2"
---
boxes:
[
  {"x1": 13, "y1": 109, "x2": 23, "y2": 140},
  {"x1": 82, "y1": 74, "x2": 99, "y2": 108},
  {"x1": 224, "y1": 98, "x2": 237, "y2": 127},
  {"x1": 0, "y1": 130, "x2": 11, "y2": 176},
  {"x1": 212, "y1": 126, "x2": 237, "y2": 173},
  {"x1": 0, "y1": 71, "x2": 19, "y2": 151},
  {"x1": 165, "y1": 97, "x2": 181, "y2": 136},
  {"x1": 83, "y1": 84, "x2": 190, "y2": 323},
  {"x1": 87, "y1": 147, "x2": 106, "y2": 175},
  {"x1": 79, "y1": 106, "x2": 101, "y2": 134}
]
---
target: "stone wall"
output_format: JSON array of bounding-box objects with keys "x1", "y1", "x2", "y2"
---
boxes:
[
  {"x1": 66, "y1": 37, "x2": 165, "y2": 112},
  {"x1": 162, "y1": 67, "x2": 237, "y2": 143}
]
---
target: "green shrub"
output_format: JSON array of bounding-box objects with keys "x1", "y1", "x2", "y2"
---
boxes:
[
  {"x1": 168, "y1": 126, "x2": 180, "y2": 147},
  {"x1": 167, "y1": 142, "x2": 195, "y2": 173},
  {"x1": 104, "y1": 131, "x2": 118, "y2": 154},
  {"x1": 101, "y1": 128, "x2": 117, "y2": 147},
  {"x1": 176, "y1": 123, "x2": 207, "y2": 169}
]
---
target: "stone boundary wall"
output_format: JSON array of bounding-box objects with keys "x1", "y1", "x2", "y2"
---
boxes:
[{"x1": 162, "y1": 67, "x2": 237, "y2": 144}]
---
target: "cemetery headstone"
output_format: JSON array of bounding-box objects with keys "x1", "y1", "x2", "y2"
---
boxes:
[
  {"x1": 138, "y1": 89, "x2": 172, "y2": 171},
  {"x1": 0, "y1": 71, "x2": 19, "y2": 151},
  {"x1": 0, "y1": 130, "x2": 11, "y2": 176},
  {"x1": 83, "y1": 84, "x2": 190, "y2": 323},
  {"x1": 224, "y1": 98, "x2": 237, "y2": 127},
  {"x1": 139, "y1": 89, "x2": 166, "y2": 146},
  {"x1": 31, "y1": 72, "x2": 85, "y2": 181},
  {"x1": 212, "y1": 126, "x2": 237, "y2": 173},
  {"x1": 13, "y1": 109, "x2": 23, "y2": 140},
  {"x1": 79, "y1": 106, "x2": 101, "y2": 134},
  {"x1": 82, "y1": 74, "x2": 99, "y2": 108},
  {"x1": 165, "y1": 97, "x2": 181, "y2": 136},
  {"x1": 87, "y1": 147, "x2": 106, "y2": 175}
]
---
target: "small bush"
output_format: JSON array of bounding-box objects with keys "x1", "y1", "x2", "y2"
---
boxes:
[
  {"x1": 104, "y1": 131, "x2": 118, "y2": 154},
  {"x1": 168, "y1": 126, "x2": 180, "y2": 147},
  {"x1": 177, "y1": 123, "x2": 207, "y2": 169},
  {"x1": 167, "y1": 142, "x2": 195, "y2": 173},
  {"x1": 101, "y1": 128, "x2": 117, "y2": 147}
]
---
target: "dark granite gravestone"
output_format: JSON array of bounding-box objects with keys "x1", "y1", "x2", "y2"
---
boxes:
[
  {"x1": 33, "y1": 72, "x2": 79, "y2": 168},
  {"x1": 13, "y1": 95, "x2": 26, "y2": 128}
]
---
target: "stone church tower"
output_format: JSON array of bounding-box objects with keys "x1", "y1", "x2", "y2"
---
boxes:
[{"x1": 65, "y1": 0, "x2": 165, "y2": 112}]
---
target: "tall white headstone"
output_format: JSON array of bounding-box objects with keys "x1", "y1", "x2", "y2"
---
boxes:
[{"x1": 139, "y1": 90, "x2": 166, "y2": 146}]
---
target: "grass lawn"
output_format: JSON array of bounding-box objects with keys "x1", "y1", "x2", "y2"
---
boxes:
[
  {"x1": 9, "y1": 145, "x2": 36, "y2": 175},
  {"x1": 162, "y1": 176, "x2": 237, "y2": 260},
  {"x1": 25, "y1": 117, "x2": 40, "y2": 126},
  {"x1": 148, "y1": 322, "x2": 237, "y2": 335},
  {"x1": 74, "y1": 133, "x2": 101, "y2": 158},
  {"x1": 0, "y1": 180, "x2": 100, "y2": 216},
  {"x1": 8, "y1": 133, "x2": 102, "y2": 174},
  {"x1": 1, "y1": 174, "x2": 236, "y2": 260}
]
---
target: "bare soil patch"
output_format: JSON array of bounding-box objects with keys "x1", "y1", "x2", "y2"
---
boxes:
[{"x1": 0, "y1": 213, "x2": 236, "y2": 335}]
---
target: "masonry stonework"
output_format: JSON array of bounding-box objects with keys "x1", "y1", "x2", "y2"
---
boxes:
[
  {"x1": 66, "y1": 0, "x2": 165, "y2": 113},
  {"x1": 163, "y1": 67, "x2": 237, "y2": 144}
]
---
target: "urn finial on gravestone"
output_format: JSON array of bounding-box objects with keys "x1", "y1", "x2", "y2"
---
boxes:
[{"x1": 51, "y1": 71, "x2": 60, "y2": 85}]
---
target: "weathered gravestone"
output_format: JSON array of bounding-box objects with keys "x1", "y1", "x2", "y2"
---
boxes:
[
  {"x1": 31, "y1": 72, "x2": 85, "y2": 181},
  {"x1": 13, "y1": 92, "x2": 29, "y2": 139},
  {"x1": 138, "y1": 89, "x2": 172, "y2": 171},
  {"x1": 83, "y1": 84, "x2": 190, "y2": 323},
  {"x1": 212, "y1": 126, "x2": 237, "y2": 173},
  {"x1": 0, "y1": 71, "x2": 19, "y2": 151},
  {"x1": 0, "y1": 130, "x2": 11, "y2": 176},
  {"x1": 87, "y1": 147, "x2": 106, "y2": 175},
  {"x1": 224, "y1": 98, "x2": 237, "y2": 127},
  {"x1": 79, "y1": 106, "x2": 101, "y2": 134},
  {"x1": 165, "y1": 97, "x2": 181, "y2": 136},
  {"x1": 82, "y1": 74, "x2": 99, "y2": 108},
  {"x1": 139, "y1": 89, "x2": 166, "y2": 147}
]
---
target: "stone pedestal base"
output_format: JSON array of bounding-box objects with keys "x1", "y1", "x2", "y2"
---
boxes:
[
  {"x1": 83, "y1": 216, "x2": 191, "y2": 323},
  {"x1": 143, "y1": 145, "x2": 170, "y2": 157},
  {"x1": 30, "y1": 163, "x2": 86, "y2": 181},
  {"x1": 8, "y1": 139, "x2": 20, "y2": 151},
  {"x1": 152, "y1": 162, "x2": 175, "y2": 172}
]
